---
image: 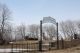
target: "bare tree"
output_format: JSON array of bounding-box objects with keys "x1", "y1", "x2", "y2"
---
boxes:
[
  {"x1": 3, "y1": 24, "x2": 13, "y2": 42},
  {"x1": 76, "y1": 21, "x2": 80, "y2": 33},
  {"x1": 43, "y1": 25, "x2": 56, "y2": 40},
  {"x1": 28, "y1": 24, "x2": 39, "y2": 38},
  {"x1": 60, "y1": 20, "x2": 76, "y2": 40},
  {"x1": 0, "y1": 4, "x2": 11, "y2": 42},
  {"x1": 15, "y1": 24, "x2": 26, "y2": 40}
]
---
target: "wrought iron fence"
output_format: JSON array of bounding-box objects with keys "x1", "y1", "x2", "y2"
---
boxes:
[{"x1": 2, "y1": 39, "x2": 80, "y2": 53}]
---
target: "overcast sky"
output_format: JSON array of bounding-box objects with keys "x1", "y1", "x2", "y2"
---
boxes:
[{"x1": 0, "y1": 0, "x2": 80, "y2": 25}]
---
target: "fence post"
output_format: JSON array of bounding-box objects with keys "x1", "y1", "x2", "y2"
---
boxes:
[
  {"x1": 39, "y1": 20, "x2": 42, "y2": 51},
  {"x1": 56, "y1": 22, "x2": 59, "y2": 49},
  {"x1": 61, "y1": 38, "x2": 64, "y2": 49},
  {"x1": 11, "y1": 42, "x2": 13, "y2": 53}
]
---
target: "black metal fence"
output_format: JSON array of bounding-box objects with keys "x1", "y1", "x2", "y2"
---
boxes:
[
  {"x1": 11, "y1": 42, "x2": 39, "y2": 53},
  {"x1": 0, "y1": 41, "x2": 39, "y2": 53},
  {"x1": 10, "y1": 41, "x2": 57, "y2": 53},
  {"x1": 1, "y1": 39, "x2": 77, "y2": 53}
]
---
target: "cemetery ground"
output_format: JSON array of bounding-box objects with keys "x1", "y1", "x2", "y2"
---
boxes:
[
  {"x1": 40, "y1": 45, "x2": 80, "y2": 53},
  {"x1": 0, "y1": 40, "x2": 80, "y2": 53}
]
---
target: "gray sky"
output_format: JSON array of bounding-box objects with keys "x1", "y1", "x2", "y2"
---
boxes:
[{"x1": 0, "y1": 0, "x2": 80, "y2": 25}]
